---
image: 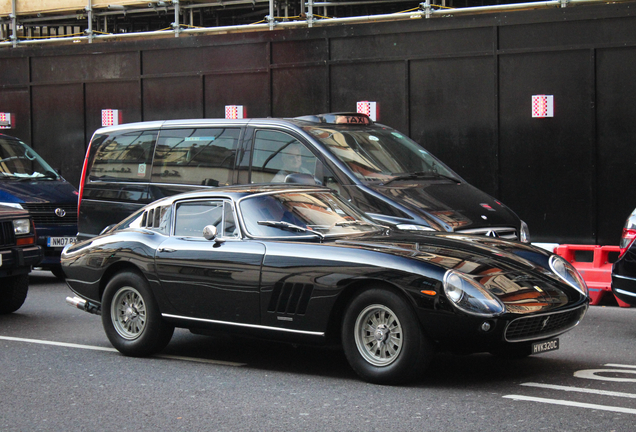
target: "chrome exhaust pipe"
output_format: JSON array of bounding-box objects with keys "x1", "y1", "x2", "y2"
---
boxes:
[{"x1": 66, "y1": 296, "x2": 101, "y2": 316}]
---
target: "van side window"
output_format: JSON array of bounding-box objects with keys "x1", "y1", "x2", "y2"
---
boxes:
[
  {"x1": 251, "y1": 130, "x2": 318, "y2": 184},
  {"x1": 152, "y1": 128, "x2": 240, "y2": 187},
  {"x1": 88, "y1": 131, "x2": 158, "y2": 182}
]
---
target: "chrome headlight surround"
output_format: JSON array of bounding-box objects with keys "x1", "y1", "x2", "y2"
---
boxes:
[
  {"x1": 519, "y1": 220, "x2": 530, "y2": 243},
  {"x1": 549, "y1": 255, "x2": 588, "y2": 296},
  {"x1": 12, "y1": 218, "x2": 32, "y2": 235},
  {"x1": 443, "y1": 270, "x2": 506, "y2": 317}
]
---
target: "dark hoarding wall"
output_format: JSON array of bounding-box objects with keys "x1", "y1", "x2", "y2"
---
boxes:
[{"x1": 1, "y1": 2, "x2": 635, "y2": 245}]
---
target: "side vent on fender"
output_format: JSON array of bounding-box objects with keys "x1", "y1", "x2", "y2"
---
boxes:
[{"x1": 268, "y1": 282, "x2": 314, "y2": 315}]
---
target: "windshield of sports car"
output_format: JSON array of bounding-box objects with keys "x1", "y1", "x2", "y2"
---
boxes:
[
  {"x1": 303, "y1": 125, "x2": 459, "y2": 184},
  {"x1": 240, "y1": 191, "x2": 383, "y2": 238},
  {"x1": 0, "y1": 138, "x2": 59, "y2": 180}
]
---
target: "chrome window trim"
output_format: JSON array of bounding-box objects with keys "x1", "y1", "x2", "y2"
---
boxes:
[
  {"x1": 613, "y1": 273, "x2": 636, "y2": 283},
  {"x1": 170, "y1": 198, "x2": 241, "y2": 240},
  {"x1": 162, "y1": 313, "x2": 325, "y2": 337},
  {"x1": 503, "y1": 304, "x2": 588, "y2": 343},
  {"x1": 614, "y1": 288, "x2": 636, "y2": 298}
]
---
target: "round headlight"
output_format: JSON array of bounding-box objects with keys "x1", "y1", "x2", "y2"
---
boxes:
[
  {"x1": 443, "y1": 270, "x2": 505, "y2": 317},
  {"x1": 444, "y1": 272, "x2": 465, "y2": 303},
  {"x1": 549, "y1": 255, "x2": 588, "y2": 296}
]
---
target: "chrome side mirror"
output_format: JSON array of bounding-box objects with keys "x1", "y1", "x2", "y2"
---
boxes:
[
  {"x1": 203, "y1": 225, "x2": 225, "y2": 243},
  {"x1": 203, "y1": 225, "x2": 218, "y2": 240}
]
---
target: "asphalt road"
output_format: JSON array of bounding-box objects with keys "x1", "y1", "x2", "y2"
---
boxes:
[{"x1": 1, "y1": 270, "x2": 635, "y2": 431}]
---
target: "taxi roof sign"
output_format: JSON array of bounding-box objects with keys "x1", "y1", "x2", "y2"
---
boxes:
[{"x1": 296, "y1": 113, "x2": 373, "y2": 126}]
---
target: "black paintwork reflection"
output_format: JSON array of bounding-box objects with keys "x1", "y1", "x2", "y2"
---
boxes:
[
  {"x1": 155, "y1": 237, "x2": 264, "y2": 323},
  {"x1": 63, "y1": 186, "x2": 589, "y2": 353}
]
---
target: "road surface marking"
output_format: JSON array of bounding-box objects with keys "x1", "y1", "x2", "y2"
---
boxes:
[
  {"x1": 574, "y1": 369, "x2": 636, "y2": 383},
  {"x1": 504, "y1": 395, "x2": 636, "y2": 415},
  {"x1": 521, "y1": 382, "x2": 636, "y2": 399},
  {"x1": 605, "y1": 363, "x2": 636, "y2": 369},
  {"x1": 0, "y1": 335, "x2": 245, "y2": 366}
]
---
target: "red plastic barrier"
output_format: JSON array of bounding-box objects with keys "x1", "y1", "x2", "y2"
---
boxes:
[{"x1": 554, "y1": 244, "x2": 630, "y2": 307}]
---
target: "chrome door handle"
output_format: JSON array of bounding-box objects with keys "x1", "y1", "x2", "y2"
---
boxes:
[{"x1": 157, "y1": 247, "x2": 176, "y2": 253}]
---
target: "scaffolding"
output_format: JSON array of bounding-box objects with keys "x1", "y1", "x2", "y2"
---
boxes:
[{"x1": 0, "y1": 0, "x2": 622, "y2": 48}]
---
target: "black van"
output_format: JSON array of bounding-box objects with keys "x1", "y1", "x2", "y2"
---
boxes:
[
  {"x1": 0, "y1": 133, "x2": 78, "y2": 278},
  {"x1": 77, "y1": 113, "x2": 529, "y2": 242}
]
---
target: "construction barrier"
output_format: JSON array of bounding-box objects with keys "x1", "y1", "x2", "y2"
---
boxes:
[{"x1": 554, "y1": 244, "x2": 630, "y2": 307}]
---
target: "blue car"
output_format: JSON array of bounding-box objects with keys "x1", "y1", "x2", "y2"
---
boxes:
[{"x1": 0, "y1": 133, "x2": 78, "y2": 278}]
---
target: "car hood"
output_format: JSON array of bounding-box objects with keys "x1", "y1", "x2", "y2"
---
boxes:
[
  {"x1": 364, "y1": 180, "x2": 519, "y2": 231},
  {"x1": 335, "y1": 232, "x2": 582, "y2": 313},
  {"x1": 0, "y1": 204, "x2": 30, "y2": 218},
  {"x1": 0, "y1": 179, "x2": 78, "y2": 204}
]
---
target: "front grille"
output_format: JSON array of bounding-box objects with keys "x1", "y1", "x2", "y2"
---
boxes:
[
  {"x1": 20, "y1": 203, "x2": 77, "y2": 226},
  {"x1": 268, "y1": 282, "x2": 313, "y2": 315},
  {"x1": 0, "y1": 221, "x2": 16, "y2": 247},
  {"x1": 504, "y1": 305, "x2": 587, "y2": 342},
  {"x1": 457, "y1": 226, "x2": 518, "y2": 240}
]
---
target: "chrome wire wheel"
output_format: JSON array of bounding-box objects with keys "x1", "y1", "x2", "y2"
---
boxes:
[
  {"x1": 354, "y1": 304, "x2": 404, "y2": 367},
  {"x1": 111, "y1": 286, "x2": 147, "y2": 340}
]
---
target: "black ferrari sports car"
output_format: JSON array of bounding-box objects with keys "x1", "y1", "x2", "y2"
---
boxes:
[{"x1": 62, "y1": 185, "x2": 588, "y2": 384}]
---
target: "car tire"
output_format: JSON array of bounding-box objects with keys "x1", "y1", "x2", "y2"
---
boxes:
[
  {"x1": 342, "y1": 288, "x2": 433, "y2": 385},
  {"x1": 0, "y1": 274, "x2": 29, "y2": 314},
  {"x1": 101, "y1": 270, "x2": 174, "y2": 357}
]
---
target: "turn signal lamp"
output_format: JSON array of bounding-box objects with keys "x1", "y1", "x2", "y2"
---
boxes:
[
  {"x1": 16, "y1": 237, "x2": 35, "y2": 246},
  {"x1": 619, "y1": 228, "x2": 636, "y2": 258}
]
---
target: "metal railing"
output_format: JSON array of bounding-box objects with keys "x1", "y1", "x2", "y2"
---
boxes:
[{"x1": 0, "y1": 0, "x2": 627, "y2": 48}]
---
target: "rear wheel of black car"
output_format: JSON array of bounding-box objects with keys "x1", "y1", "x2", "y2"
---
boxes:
[
  {"x1": 0, "y1": 274, "x2": 29, "y2": 314},
  {"x1": 102, "y1": 270, "x2": 174, "y2": 356},
  {"x1": 342, "y1": 288, "x2": 433, "y2": 385}
]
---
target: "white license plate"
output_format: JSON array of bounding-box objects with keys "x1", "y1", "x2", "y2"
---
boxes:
[
  {"x1": 47, "y1": 237, "x2": 77, "y2": 247},
  {"x1": 532, "y1": 338, "x2": 559, "y2": 354}
]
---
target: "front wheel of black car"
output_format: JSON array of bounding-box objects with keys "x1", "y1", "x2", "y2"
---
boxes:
[
  {"x1": 0, "y1": 274, "x2": 29, "y2": 314},
  {"x1": 102, "y1": 271, "x2": 174, "y2": 357},
  {"x1": 342, "y1": 288, "x2": 433, "y2": 385}
]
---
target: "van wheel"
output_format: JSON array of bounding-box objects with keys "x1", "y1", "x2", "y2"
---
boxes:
[
  {"x1": 0, "y1": 274, "x2": 29, "y2": 314},
  {"x1": 101, "y1": 271, "x2": 174, "y2": 356},
  {"x1": 342, "y1": 288, "x2": 433, "y2": 384}
]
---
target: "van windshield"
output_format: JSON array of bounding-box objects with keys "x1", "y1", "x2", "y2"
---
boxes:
[
  {"x1": 0, "y1": 138, "x2": 59, "y2": 181},
  {"x1": 303, "y1": 125, "x2": 459, "y2": 184}
]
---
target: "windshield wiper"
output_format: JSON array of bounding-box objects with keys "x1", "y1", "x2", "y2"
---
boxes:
[
  {"x1": 257, "y1": 221, "x2": 324, "y2": 240},
  {"x1": 16, "y1": 171, "x2": 58, "y2": 181},
  {"x1": 382, "y1": 171, "x2": 459, "y2": 186},
  {"x1": 334, "y1": 220, "x2": 378, "y2": 229}
]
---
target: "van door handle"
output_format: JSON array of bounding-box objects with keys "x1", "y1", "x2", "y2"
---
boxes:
[{"x1": 158, "y1": 247, "x2": 176, "y2": 253}]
